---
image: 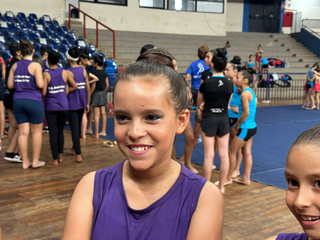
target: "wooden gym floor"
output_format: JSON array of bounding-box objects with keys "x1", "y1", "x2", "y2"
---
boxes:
[{"x1": 0, "y1": 100, "x2": 303, "y2": 240}]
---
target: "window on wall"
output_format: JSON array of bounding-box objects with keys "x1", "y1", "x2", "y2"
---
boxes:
[
  {"x1": 139, "y1": 0, "x2": 165, "y2": 9},
  {"x1": 141, "y1": 0, "x2": 224, "y2": 13},
  {"x1": 80, "y1": 0, "x2": 127, "y2": 6}
]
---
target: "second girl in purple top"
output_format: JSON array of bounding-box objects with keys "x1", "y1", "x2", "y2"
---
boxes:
[{"x1": 42, "y1": 51, "x2": 78, "y2": 165}]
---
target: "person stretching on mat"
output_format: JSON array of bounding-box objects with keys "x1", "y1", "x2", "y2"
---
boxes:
[
  {"x1": 224, "y1": 59, "x2": 242, "y2": 178},
  {"x1": 226, "y1": 68, "x2": 257, "y2": 186},
  {"x1": 66, "y1": 47, "x2": 90, "y2": 163},
  {"x1": 91, "y1": 55, "x2": 109, "y2": 138},
  {"x1": 7, "y1": 40, "x2": 45, "y2": 169},
  {"x1": 62, "y1": 60, "x2": 223, "y2": 240},
  {"x1": 42, "y1": 51, "x2": 78, "y2": 165},
  {"x1": 197, "y1": 48, "x2": 233, "y2": 193},
  {"x1": 265, "y1": 124, "x2": 320, "y2": 240}
]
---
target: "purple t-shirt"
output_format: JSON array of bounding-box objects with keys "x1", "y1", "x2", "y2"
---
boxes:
[
  {"x1": 13, "y1": 59, "x2": 42, "y2": 101},
  {"x1": 45, "y1": 68, "x2": 68, "y2": 111},
  {"x1": 276, "y1": 233, "x2": 308, "y2": 240},
  {"x1": 67, "y1": 67, "x2": 86, "y2": 111},
  {"x1": 91, "y1": 161, "x2": 207, "y2": 240},
  {"x1": 42, "y1": 59, "x2": 49, "y2": 71}
]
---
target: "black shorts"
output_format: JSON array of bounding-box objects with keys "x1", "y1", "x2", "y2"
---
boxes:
[
  {"x1": 4, "y1": 93, "x2": 13, "y2": 110},
  {"x1": 229, "y1": 117, "x2": 238, "y2": 127},
  {"x1": 262, "y1": 64, "x2": 268, "y2": 69},
  {"x1": 307, "y1": 82, "x2": 314, "y2": 89},
  {"x1": 0, "y1": 85, "x2": 5, "y2": 101},
  {"x1": 236, "y1": 127, "x2": 257, "y2": 141},
  {"x1": 201, "y1": 115, "x2": 230, "y2": 136}
]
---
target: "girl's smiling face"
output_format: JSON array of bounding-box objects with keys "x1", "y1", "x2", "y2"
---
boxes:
[
  {"x1": 113, "y1": 76, "x2": 187, "y2": 171},
  {"x1": 285, "y1": 145, "x2": 320, "y2": 240}
]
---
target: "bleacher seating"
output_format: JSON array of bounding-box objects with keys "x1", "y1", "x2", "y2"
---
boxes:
[{"x1": 0, "y1": 11, "x2": 90, "y2": 68}]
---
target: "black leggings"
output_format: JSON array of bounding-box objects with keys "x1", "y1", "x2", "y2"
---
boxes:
[
  {"x1": 46, "y1": 111, "x2": 68, "y2": 160},
  {"x1": 68, "y1": 109, "x2": 84, "y2": 155}
]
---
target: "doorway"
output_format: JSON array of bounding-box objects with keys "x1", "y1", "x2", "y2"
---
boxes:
[{"x1": 248, "y1": 0, "x2": 281, "y2": 33}]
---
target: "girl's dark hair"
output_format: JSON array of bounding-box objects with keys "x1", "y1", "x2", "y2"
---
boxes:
[
  {"x1": 20, "y1": 40, "x2": 33, "y2": 57},
  {"x1": 311, "y1": 62, "x2": 319, "y2": 70},
  {"x1": 140, "y1": 44, "x2": 155, "y2": 55},
  {"x1": 230, "y1": 56, "x2": 241, "y2": 72},
  {"x1": 212, "y1": 48, "x2": 227, "y2": 72},
  {"x1": 114, "y1": 60, "x2": 188, "y2": 114},
  {"x1": 32, "y1": 55, "x2": 42, "y2": 65},
  {"x1": 80, "y1": 49, "x2": 90, "y2": 60},
  {"x1": 241, "y1": 68, "x2": 256, "y2": 85},
  {"x1": 67, "y1": 47, "x2": 81, "y2": 61},
  {"x1": 40, "y1": 46, "x2": 49, "y2": 56},
  {"x1": 9, "y1": 42, "x2": 21, "y2": 57},
  {"x1": 137, "y1": 48, "x2": 174, "y2": 69},
  {"x1": 93, "y1": 55, "x2": 103, "y2": 66},
  {"x1": 290, "y1": 124, "x2": 320, "y2": 151},
  {"x1": 48, "y1": 51, "x2": 61, "y2": 65},
  {"x1": 249, "y1": 54, "x2": 252, "y2": 58}
]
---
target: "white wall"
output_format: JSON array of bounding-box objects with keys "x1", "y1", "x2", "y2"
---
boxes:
[
  {"x1": 226, "y1": 0, "x2": 243, "y2": 32},
  {"x1": 80, "y1": 0, "x2": 227, "y2": 36},
  {"x1": 1, "y1": 0, "x2": 65, "y2": 24},
  {"x1": 285, "y1": 0, "x2": 320, "y2": 20}
]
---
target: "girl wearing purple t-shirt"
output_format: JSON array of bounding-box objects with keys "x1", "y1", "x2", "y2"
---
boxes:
[
  {"x1": 62, "y1": 60, "x2": 223, "y2": 240},
  {"x1": 66, "y1": 47, "x2": 90, "y2": 163},
  {"x1": 42, "y1": 51, "x2": 78, "y2": 165},
  {"x1": 7, "y1": 40, "x2": 45, "y2": 169},
  {"x1": 265, "y1": 125, "x2": 320, "y2": 240}
]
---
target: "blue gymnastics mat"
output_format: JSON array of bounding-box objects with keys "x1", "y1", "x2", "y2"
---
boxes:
[{"x1": 69, "y1": 105, "x2": 320, "y2": 190}]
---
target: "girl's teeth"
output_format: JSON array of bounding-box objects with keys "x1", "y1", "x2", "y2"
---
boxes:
[
  {"x1": 301, "y1": 216, "x2": 320, "y2": 221},
  {"x1": 131, "y1": 146, "x2": 150, "y2": 152}
]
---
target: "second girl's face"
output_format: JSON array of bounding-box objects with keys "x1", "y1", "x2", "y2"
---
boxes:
[
  {"x1": 204, "y1": 52, "x2": 213, "y2": 67},
  {"x1": 224, "y1": 63, "x2": 237, "y2": 81},
  {"x1": 113, "y1": 77, "x2": 181, "y2": 171},
  {"x1": 285, "y1": 145, "x2": 320, "y2": 240}
]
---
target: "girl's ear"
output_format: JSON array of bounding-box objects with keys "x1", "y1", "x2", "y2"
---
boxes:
[{"x1": 176, "y1": 109, "x2": 190, "y2": 134}]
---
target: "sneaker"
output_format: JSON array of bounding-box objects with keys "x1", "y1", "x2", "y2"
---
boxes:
[
  {"x1": 42, "y1": 126, "x2": 49, "y2": 133},
  {"x1": 4, "y1": 152, "x2": 22, "y2": 163},
  {"x1": 197, "y1": 135, "x2": 202, "y2": 143}
]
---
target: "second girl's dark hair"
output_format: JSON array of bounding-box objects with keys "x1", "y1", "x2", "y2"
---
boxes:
[
  {"x1": 114, "y1": 61, "x2": 188, "y2": 114},
  {"x1": 230, "y1": 56, "x2": 241, "y2": 72},
  {"x1": 241, "y1": 68, "x2": 256, "y2": 85},
  {"x1": 20, "y1": 40, "x2": 34, "y2": 57},
  {"x1": 136, "y1": 48, "x2": 174, "y2": 69},
  {"x1": 48, "y1": 51, "x2": 61, "y2": 65},
  {"x1": 249, "y1": 54, "x2": 252, "y2": 58},
  {"x1": 9, "y1": 42, "x2": 21, "y2": 57},
  {"x1": 93, "y1": 55, "x2": 104, "y2": 66},
  {"x1": 212, "y1": 48, "x2": 227, "y2": 72},
  {"x1": 311, "y1": 62, "x2": 319, "y2": 70}
]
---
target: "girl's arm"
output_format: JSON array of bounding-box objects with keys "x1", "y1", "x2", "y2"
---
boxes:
[
  {"x1": 196, "y1": 90, "x2": 204, "y2": 121},
  {"x1": 84, "y1": 69, "x2": 90, "y2": 113},
  {"x1": 233, "y1": 91, "x2": 251, "y2": 132},
  {"x1": 1, "y1": 64, "x2": 5, "y2": 81},
  {"x1": 33, "y1": 63, "x2": 44, "y2": 89},
  {"x1": 7, "y1": 63, "x2": 17, "y2": 89},
  {"x1": 186, "y1": 182, "x2": 223, "y2": 240},
  {"x1": 264, "y1": 236, "x2": 277, "y2": 240},
  {"x1": 42, "y1": 72, "x2": 50, "y2": 96},
  {"x1": 105, "y1": 77, "x2": 109, "y2": 92},
  {"x1": 62, "y1": 172, "x2": 95, "y2": 240},
  {"x1": 88, "y1": 73, "x2": 99, "y2": 84},
  {"x1": 65, "y1": 70, "x2": 78, "y2": 93},
  {"x1": 90, "y1": 82, "x2": 96, "y2": 96}
]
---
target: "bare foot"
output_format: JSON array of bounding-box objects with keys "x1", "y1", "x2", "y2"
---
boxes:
[
  {"x1": 70, "y1": 148, "x2": 76, "y2": 156},
  {"x1": 74, "y1": 155, "x2": 82, "y2": 163},
  {"x1": 48, "y1": 160, "x2": 59, "y2": 165},
  {"x1": 98, "y1": 132, "x2": 107, "y2": 136},
  {"x1": 32, "y1": 161, "x2": 46, "y2": 168},
  {"x1": 232, "y1": 171, "x2": 240, "y2": 178},
  {"x1": 93, "y1": 134, "x2": 99, "y2": 138},
  {"x1": 86, "y1": 130, "x2": 93, "y2": 134},
  {"x1": 22, "y1": 162, "x2": 31, "y2": 170},
  {"x1": 81, "y1": 135, "x2": 87, "y2": 139}
]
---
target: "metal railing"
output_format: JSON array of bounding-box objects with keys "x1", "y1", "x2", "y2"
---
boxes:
[
  {"x1": 68, "y1": 3, "x2": 116, "y2": 59},
  {"x1": 302, "y1": 19, "x2": 320, "y2": 37}
]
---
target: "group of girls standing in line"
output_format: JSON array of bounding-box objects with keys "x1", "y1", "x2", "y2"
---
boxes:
[
  {"x1": 302, "y1": 62, "x2": 320, "y2": 110},
  {"x1": 5, "y1": 40, "x2": 93, "y2": 168}
]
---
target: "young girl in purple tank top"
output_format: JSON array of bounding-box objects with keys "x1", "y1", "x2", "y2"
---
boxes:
[
  {"x1": 265, "y1": 125, "x2": 320, "y2": 240},
  {"x1": 42, "y1": 51, "x2": 78, "y2": 165},
  {"x1": 7, "y1": 40, "x2": 45, "y2": 169},
  {"x1": 62, "y1": 56, "x2": 223, "y2": 240}
]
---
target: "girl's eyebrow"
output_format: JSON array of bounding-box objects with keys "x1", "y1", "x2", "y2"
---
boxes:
[
  {"x1": 114, "y1": 109, "x2": 164, "y2": 115},
  {"x1": 284, "y1": 171, "x2": 295, "y2": 177}
]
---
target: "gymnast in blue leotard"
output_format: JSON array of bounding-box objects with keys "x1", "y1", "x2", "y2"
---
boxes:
[{"x1": 246, "y1": 55, "x2": 255, "y2": 70}]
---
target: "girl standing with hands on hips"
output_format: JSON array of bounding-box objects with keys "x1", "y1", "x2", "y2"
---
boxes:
[
  {"x1": 66, "y1": 47, "x2": 90, "y2": 163},
  {"x1": 62, "y1": 60, "x2": 223, "y2": 240},
  {"x1": 7, "y1": 40, "x2": 45, "y2": 169},
  {"x1": 265, "y1": 124, "x2": 320, "y2": 240},
  {"x1": 226, "y1": 68, "x2": 257, "y2": 186}
]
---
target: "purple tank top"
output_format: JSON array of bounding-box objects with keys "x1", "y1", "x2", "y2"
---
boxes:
[
  {"x1": 45, "y1": 68, "x2": 68, "y2": 111},
  {"x1": 276, "y1": 233, "x2": 308, "y2": 240},
  {"x1": 13, "y1": 59, "x2": 42, "y2": 101},
  {"x1": 91, "y1": 161, "x2": 207, "y2": 240},
  {"x1": 67, "y1": 67, "x2": 86, "y2": 110},
  {"x1": 42, "y1": 59, "x2": 49, "y2": 70}
]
